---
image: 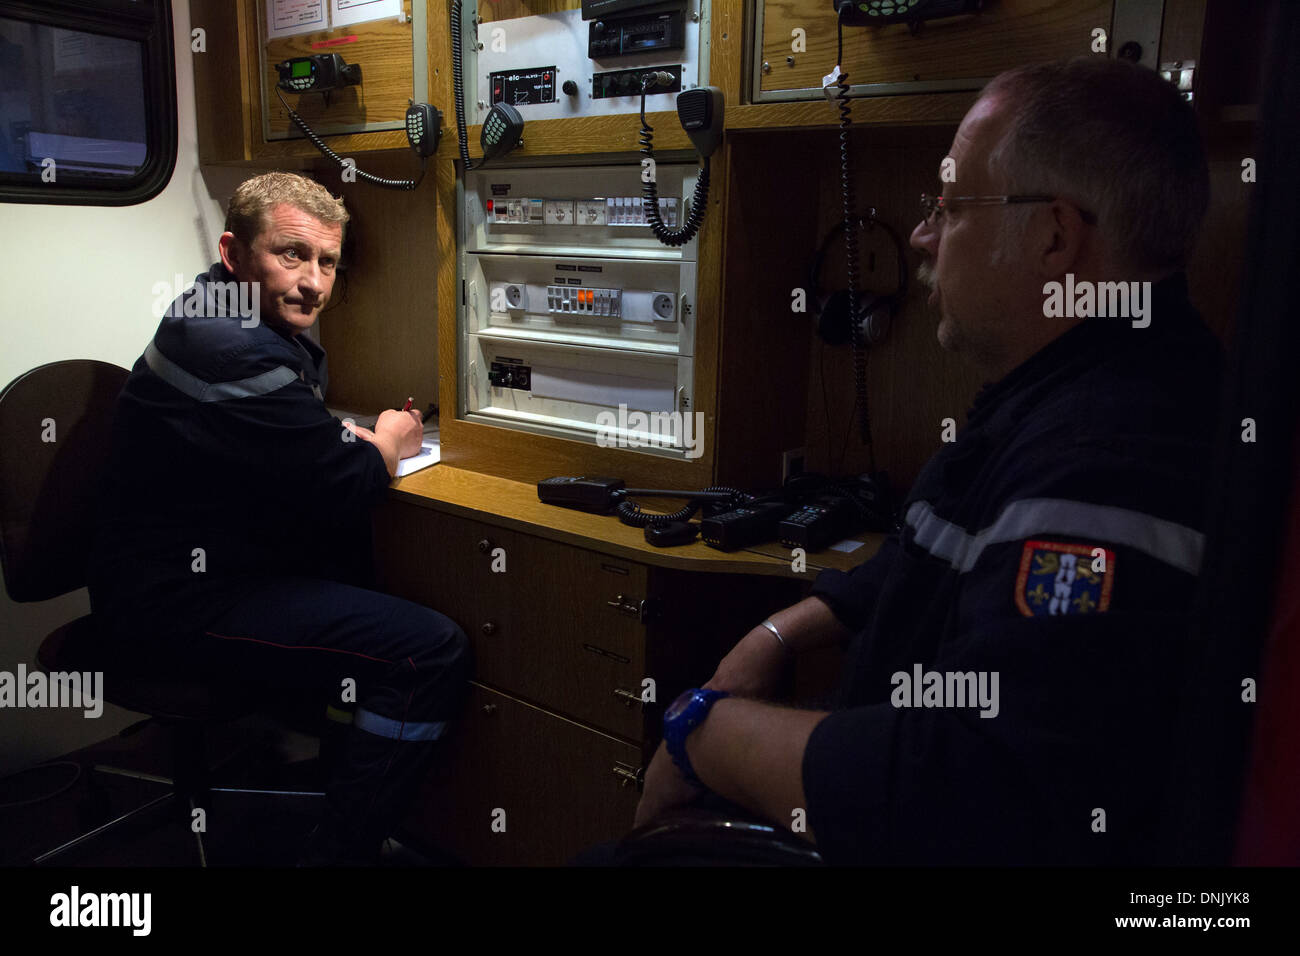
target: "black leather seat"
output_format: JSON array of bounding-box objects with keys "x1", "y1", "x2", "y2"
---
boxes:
[
  {"x1": 0, "y1": 359, "x2": 323, "y2": 865},
  {"x1": 615, "y1": 806, "x2": 824, "y2": 866}
]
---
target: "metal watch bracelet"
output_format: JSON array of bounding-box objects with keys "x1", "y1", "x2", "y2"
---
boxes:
[{"x1": 761, "y1": 619, "x2": 793, "y2": 654}]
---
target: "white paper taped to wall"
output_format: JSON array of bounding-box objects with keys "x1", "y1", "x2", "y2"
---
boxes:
[
  {"x1": 331, "y1": 0, "x2": 403, "y2": 29},
  {"x1": 267, "y1": 0, "x2": 401, "y2": 41},
  {"x1": 267, "y1": 0, "x2": 328, "y2": 40}
]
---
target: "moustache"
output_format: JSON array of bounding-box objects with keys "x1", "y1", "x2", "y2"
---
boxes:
[{"x1": 916, "y1": 260, "x2": 936, "y2": 291}]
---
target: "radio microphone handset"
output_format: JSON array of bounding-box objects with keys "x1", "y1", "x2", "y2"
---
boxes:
[{"x1": 638, "y1": 81, "x2": 724, "y2": 248}]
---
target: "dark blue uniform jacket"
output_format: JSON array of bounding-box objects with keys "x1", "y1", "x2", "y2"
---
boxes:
[
  {"x1": 802, "y1": 271, "x2": 1223, "y2": 864},
  {"x1": 89, "y1": 263, "x2": 390, "y2": 643}
]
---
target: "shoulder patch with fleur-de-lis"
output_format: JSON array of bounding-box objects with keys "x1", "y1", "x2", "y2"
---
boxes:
[{"x1": 1015, "y1": 540, "x2": 1115, "y2": 617}]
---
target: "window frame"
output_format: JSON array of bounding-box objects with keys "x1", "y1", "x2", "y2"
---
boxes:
[{"x1": 0, "y1": 0, "x2": 178, "y2": 206}]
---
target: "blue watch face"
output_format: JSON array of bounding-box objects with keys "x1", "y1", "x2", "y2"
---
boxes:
[{"x1": 665, "y1": 689, "x2": 697, "y2": 722}]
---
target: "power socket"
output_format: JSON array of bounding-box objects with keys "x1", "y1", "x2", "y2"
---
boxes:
[{"x1": 781, "y1": 447, "x2": 806, "y2": 485}]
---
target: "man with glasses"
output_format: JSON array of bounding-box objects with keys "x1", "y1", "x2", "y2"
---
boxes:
[{"x1": 632, "y1": 57, "x2": 1222, "y2": 864}]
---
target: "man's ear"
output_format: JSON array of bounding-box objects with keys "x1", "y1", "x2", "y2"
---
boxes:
[
  {"x1": 1034, "y1": 201, "x2": 1090, "y2": 279},
  {"x1": 218, "y1": 232, "x2": 245, "y2": 277}
]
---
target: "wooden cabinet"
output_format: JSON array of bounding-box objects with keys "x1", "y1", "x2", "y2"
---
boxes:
[
  {"x1": 409, "y1": 683, "x2": 642, "y2": 866},
  {"x1": 372, "y1": 495, "x2": 804, "y2": 864},
  {"x1": 373, "y1": 505, "x2": 651, "y2": 740}
]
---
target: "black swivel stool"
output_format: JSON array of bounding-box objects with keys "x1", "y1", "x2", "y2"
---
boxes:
[{"x1": 0, "y1": 359, "x2": 324, "y2": 865}]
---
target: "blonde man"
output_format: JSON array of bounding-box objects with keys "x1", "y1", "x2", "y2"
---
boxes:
[{"x1": 90, "y1": 172, "x2": 468, "y2": 865}]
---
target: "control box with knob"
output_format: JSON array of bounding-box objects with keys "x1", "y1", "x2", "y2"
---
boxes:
[{"x1": 469, "y1": 2, "x2": 707, "y2": 122}]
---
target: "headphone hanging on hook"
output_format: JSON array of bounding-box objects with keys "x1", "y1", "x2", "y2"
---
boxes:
[{"x1": 808, "y1": 209, "x2": 909, "y2": 347}]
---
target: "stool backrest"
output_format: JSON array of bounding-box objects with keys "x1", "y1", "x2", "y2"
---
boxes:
[{"x1": 0, "y1": 360, "x2": 130, "y2": 602}]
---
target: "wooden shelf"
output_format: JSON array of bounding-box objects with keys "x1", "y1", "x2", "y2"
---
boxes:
[
  {"x1": 461, "y1": 111, "x2": 693, "y2": 160},
  {"x1": 727, "y1": 92, "x2": 979, "y2": 133}
]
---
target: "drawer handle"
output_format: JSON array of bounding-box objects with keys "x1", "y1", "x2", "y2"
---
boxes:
[
  {"x1": 613, "y1": 687, "x2": 642, "y2": 709},
  {"x1": 481, "y1": 621, "x2": 497, "y2": 636},
  {"x1": 606, "y1": 594, "x2": 645, "y2": 619},
  {"x1": 482, "y1": 703, "x2": 498, "y2": 716},
  {"x1": 612, "y1": 762, "x2": 644, "y2": 790},
  {"x1": 477, "y1": 538, "x2": 493, "y2": 554}
]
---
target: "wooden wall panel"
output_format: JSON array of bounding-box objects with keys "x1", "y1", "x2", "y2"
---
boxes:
[
  {"x1": 757, "y1": 0, "x2": 1110, "y2": 97},
  {"x1": 191, "y1": 0, "x2": 257, "y2": 162},
  {"x1": 713, "y1": 131, "x2": 823, "y2": 488},
  {"x1": 801, "y1": 125, "x2": 981, "y2": 493},
  {"x1": 312, "y1": 153, "x2": 440, "y2": 414},
  {"x1": 1188, "y1": 133, "x2": 1256, "y2": 346},
  {"x1": 258, "y1": 0, "x2": 417, "y2": 140}
]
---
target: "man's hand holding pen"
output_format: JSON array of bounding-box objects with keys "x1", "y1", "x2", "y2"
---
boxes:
[{"x1": 342, "y1": 396, "x2": 424, "y2": 476}]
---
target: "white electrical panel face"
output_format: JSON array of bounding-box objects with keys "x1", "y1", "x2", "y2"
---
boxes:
[
  {"x1": 465, "y1": 253, "x2": 695, "y2": 352},
  {"x1": 464, "y1": 163, "x2": 699, "y2": 259},
  {"x1": 465, "y1": 1, "x2": 709, "y2": 123},
  {"x1": 460, "y1": 162, "x2": 702, "y2": 458},
  {"x1": 465, "y1": 336, "x2": 699, "y2": 459}
]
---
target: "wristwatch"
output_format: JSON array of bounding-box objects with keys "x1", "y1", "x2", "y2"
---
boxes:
[{"x1": 662, "y1": 688, "x2": 729, "y2": 785}]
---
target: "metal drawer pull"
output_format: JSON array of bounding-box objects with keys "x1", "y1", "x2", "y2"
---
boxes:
[
  {"x1": 477, "y1": 538, "x2": 493, "y2": 553},
  {"x1": 481, "y1": 621, "x2": 497, "y2": 636},
  {"x1": 606, "y1": 594, "x2": 643, "y2": 618},
  {"x1": 612, "y1": 763, "x2": 644, "y2": 789},
  {"x1": 482, "y1": 703, "x2": 498, "y2": 716},
  {"x1": 613, "y1": 687, "x2": 642, "y2": 708}
]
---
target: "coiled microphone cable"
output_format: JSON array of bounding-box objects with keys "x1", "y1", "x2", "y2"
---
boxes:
[
  {"x1": 615, "y1": 486, "x2": 751, "y2": 528},
  {"x1": 827, "y1": 10, "x2": 877, "y2": 471},
  {"x1": 276, "y1": 87, "x2": 427, "y2": 191},
  {"x1": 639, "y1": 76, "x2": 709, "y2": 247},
  {"x1": 451, "y1": 0, "x2": 476, "y2": 173}
]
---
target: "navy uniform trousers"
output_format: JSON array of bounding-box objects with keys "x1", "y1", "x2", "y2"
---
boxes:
[{"x1": 187, "y1": 575, "x2": 470, "y2": 852}]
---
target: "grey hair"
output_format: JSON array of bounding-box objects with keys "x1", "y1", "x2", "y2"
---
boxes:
[{"x1": 980, "y1": 57, "x2": 1209, "y2": 274}]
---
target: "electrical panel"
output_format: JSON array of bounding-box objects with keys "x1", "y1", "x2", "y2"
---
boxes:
[
  {"x1": 463, "y1": 0, "x2": 709, "y2": 122},
  {"x1": 460, "y1": 163, "x2": 701, "y2": 458}
]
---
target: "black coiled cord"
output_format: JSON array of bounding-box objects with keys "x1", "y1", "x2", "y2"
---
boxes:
[
  {"x1": 831, "y1": 13, "x2": 877, "y2": 471},
  {"x1": 639, "y1": 85, "x2": 710, "y2": 247},
  {"x1": 451, "y1": 0, "x2": 475, "y2": 173},
  {"x1": 615, "y1": 486, "x2": 750, "y2": 528},
  {"x1": 276, "y1": 88, "x2": 426, "y2": 191}
]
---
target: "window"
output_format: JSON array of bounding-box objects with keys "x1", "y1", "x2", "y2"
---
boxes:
[{"x1": 0, "y1": 0, "x2": 176, "y2": 206}]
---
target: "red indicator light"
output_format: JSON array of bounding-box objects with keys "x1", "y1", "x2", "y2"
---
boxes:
[{"x1": 486, "y1": 200, "x2": 494, "y2": 211}]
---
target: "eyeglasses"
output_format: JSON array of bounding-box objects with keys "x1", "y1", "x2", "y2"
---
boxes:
[{"x1": 919, "y1": 193, "x2": 1098, "y2": 227}]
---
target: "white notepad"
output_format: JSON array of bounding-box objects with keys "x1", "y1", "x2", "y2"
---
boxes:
[{"x1": 396, "y1": 439, "x2": 441, "y2": 477}]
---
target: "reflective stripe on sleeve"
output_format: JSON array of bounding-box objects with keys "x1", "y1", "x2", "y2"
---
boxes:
[
  {"x1": 905, "y1": 497, "x2": 1205, "y2": 575},
  {"x1": 144, "y1": 340, "x2": 298, "y2": 403},
  {"x1": 353, "y1": 707, "x2": 448, "y2": 742}
]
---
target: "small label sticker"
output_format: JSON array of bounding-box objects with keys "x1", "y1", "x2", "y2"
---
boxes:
[{"x1": 822, "y1": 65, "x2": 843, "y2": 102}]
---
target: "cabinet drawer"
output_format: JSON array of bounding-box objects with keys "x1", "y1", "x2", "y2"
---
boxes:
[
  {"x1": 403, "y1": 683, "x2": 643, "y2": 866},
  {"x1": 374, "y1": 503, "x2": 650, "y2": 739},
  {"x1": 373, "y1": 501, "x2": 516, "y2": 633},
  {"x1": 489, "y1": 534, "x2": 648, "y2": 739}
]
